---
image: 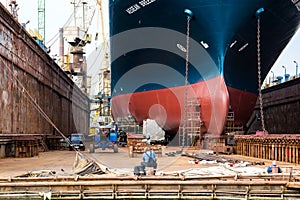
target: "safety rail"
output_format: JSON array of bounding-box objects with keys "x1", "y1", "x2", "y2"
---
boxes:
[{"x1": 0, "y1": 174, "x2": 300, "y2": 199}]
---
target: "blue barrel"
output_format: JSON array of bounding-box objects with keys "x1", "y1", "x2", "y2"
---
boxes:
[{"x1": 109, "y1": 131, "x2": 118, "y2": 142}]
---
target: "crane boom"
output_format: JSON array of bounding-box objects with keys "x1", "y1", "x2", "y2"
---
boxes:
[
  {"x1": 38, "y1": 0, "x2": 45, "y2": 43},
  {"x1": 97, "y1": 0, "x2": 105, "y2": 42}
]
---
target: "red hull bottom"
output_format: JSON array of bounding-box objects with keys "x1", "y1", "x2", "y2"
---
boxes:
[
  {"x1": 112, "y1": 76, "x2": 258, "y2": 136},
  {"x1": 112, "y1": 76, "x2": 231, "y2": 135},
  {"x1": 227, "y1": 87, "x2": 258, "y2": 128}
]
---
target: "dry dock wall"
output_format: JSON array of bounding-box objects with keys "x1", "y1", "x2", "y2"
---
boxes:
[
  {"x1": 247, "y1": 77, "x2": 300, "y2": 134},
  {"x1": 0, "y1": 4, "x2": 89, "y2": 142}
]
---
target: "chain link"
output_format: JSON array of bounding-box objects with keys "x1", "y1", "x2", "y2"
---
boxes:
[
  {"x1": 257, "y1": 17, "x2": 266, "y2": 132},
  {"x1": 182, "y1": 17, "x2": 191, "y2": 149}
]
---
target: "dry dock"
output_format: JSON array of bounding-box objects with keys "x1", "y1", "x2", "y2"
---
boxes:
[{"x1": 1, "y1": 147, "x2": 300, "y2": 199}]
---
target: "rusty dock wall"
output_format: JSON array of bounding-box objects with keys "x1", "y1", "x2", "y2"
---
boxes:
[
  {"x1": 0, "y1": 4, "x2": 90, "y2": 157},
  {"x1": 247, "y1": 77, "x2": 300, "y2": 134}
]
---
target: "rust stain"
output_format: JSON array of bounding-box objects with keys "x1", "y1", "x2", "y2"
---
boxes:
[{"x1": 0, "y1": 4, "x2": 89, "y2": 138}]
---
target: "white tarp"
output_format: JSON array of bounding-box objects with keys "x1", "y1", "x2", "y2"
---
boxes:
[{"x1": 142, "y1": 119, "x2": 165, "y2": 141}]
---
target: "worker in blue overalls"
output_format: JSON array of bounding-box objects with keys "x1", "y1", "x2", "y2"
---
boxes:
[
  {"x1": 133, "y1": 147, "x2": 158, "y2": 176},
  {"x1": 267, "y1": 160, "x2": 282, "y2": 173},
  {"x1": 141, "y1": 147, "x2": 157, "y2": 175}
]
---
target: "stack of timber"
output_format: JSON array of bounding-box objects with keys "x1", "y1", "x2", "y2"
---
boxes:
[
  {"x1": 235, "y1": 134, "x2": 300, "y2": 164},
  {"x1": 200, "y1": 135, "x2": 236, "y2": 154},
  {"x1": 0, "y1": 3, "x2": 90, "y2": 158},
  {"x1": 127, "y1": 133, "x2": 163, "y2": 157}
]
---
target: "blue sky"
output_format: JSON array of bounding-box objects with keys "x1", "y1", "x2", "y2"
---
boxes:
[{"x1": 1, "y1": 0, "x2": 299, "y2": 84}]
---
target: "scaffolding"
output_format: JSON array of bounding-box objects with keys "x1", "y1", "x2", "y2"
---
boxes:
[
  {"x1": 224, "y1": 111, "x2": 244, "y2": 134},
  {"x1": 225, "y1": 111, "x2": 235, "y2": 133},
  {"x1": 179, "y1": 97, "x2": 203, "y2": 147},
  {"x1": 116, "y1": 116, "x2": 141, "y2": 134}
]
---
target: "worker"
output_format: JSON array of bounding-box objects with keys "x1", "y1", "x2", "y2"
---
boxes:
[
  {"x1": 267, "y1": 160, "x2": 282, "y2": 173},
  {"x1": 141, "y1": 147, "x2": 157, "y2": 175},
  {"x1": 118, "y1": 130, "x2": 127, "y2": 146}
]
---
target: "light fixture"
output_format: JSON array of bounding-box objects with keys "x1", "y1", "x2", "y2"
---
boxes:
[
  {"x1": 294, "y1": 61, "x2": 298, "y2": 76},
  {"x1": 282, "y1": 65, "x2": 286, "y2": 76},
  {"x1": 270, "y1": 71, "x2": 275, "y2": 82}
]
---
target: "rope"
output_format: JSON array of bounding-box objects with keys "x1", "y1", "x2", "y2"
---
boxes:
[{"x1": 257, "y1": 15, "x2": 266, "y2": 132}]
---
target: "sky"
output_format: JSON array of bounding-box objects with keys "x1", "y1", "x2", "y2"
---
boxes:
[
  {"x1": 1, "y1": 0, "x2": 299, "y2": 85},
  {"x1": 1, "y1": 0, "x2": 73, "y2": 52},
  {"x1": 0, "y1": 0, "x2": 109, "y2": 57},
  {"x1": 265, "y1": 28, "x2": 300, "y2": 83}
]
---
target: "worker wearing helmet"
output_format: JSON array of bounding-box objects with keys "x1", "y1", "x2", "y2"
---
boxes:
[
  {"x1": 141, "y1": 147, "x2": 157, "y2": 174},
  {"x1": 267, "y1": 160, "x2": 282, "y2": 173}
]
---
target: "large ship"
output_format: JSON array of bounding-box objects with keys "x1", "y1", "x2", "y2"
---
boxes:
[{"x1": 109, "y1": 0, "x2": 300, "y2": 138}]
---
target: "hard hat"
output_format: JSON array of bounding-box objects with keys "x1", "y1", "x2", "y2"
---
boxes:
[{"x1": 144, "y1": 147, "x2": 150, "y2": 152}]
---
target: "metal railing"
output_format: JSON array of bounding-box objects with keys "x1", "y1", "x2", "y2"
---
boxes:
[{"x1": 0, "y1": 174, "x2": 299, "y2": 199}]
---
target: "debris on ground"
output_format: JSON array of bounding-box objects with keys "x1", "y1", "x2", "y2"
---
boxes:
[
  {"x1": 158, "y1": 164, "x2": 268, "y2": 177},
  {"x1": 73, "y1": 152, "x2": 133, "y2": 177},
  {"x1": 16, "y1": 170, "x2": 57, "y2": 177},
  {"x1": 165, "y1": 151, "x2": 177, "y2": 157},
  {"x1": 181, "y1": 152, "x2": 265, "y2": 166},
  {"x1": 73, "y1": 152, "x2": 110, "y2": 176}
]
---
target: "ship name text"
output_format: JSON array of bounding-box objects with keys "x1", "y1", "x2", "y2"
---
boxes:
[{"x1": 126, "y1": 0, "x2": 156, "y2": 14}]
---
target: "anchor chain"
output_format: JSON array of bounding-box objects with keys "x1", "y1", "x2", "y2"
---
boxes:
[
  {"x1": 182, "y1": 16, "x2": 191, "y2": 149},
  {"x1": 257, "y1": 14, "x2": 266, "y2": 132}
]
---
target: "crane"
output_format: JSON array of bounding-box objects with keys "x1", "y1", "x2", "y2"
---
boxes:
[
  {"x1": 38, "y1": 0, "x2": 45, "y2": 44},
  {"x1": 96, "y1": 0, "x2": 105, "y2": 43}
]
